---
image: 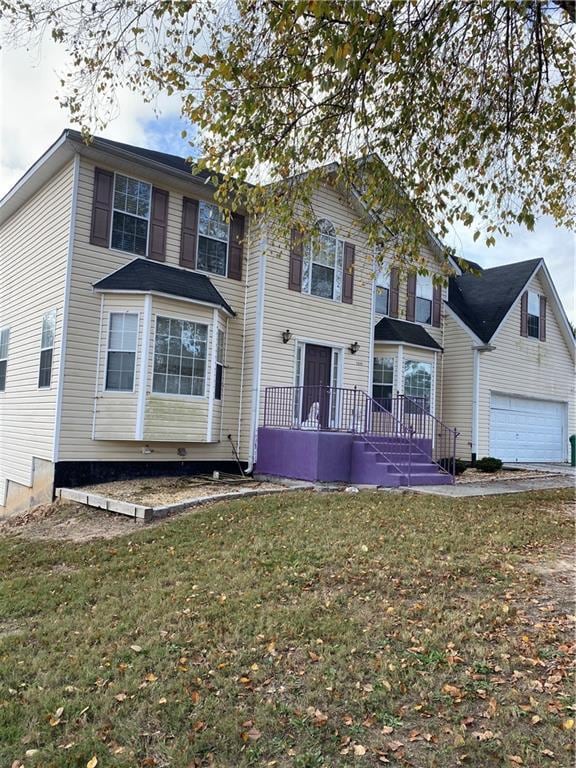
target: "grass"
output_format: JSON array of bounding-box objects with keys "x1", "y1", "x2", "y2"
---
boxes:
[{"x1": 0, "y1": 488, "x2": 574, "y2": 767}]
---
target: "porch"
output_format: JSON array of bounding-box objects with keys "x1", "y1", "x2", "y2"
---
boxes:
[{"x1": 256, "y1": 386, "x2": 458, "y2": 487}]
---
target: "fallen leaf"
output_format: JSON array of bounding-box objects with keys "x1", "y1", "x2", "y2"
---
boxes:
[
  {"x1": 387, "y1": 740, "x2": 404, "y2": 752},
  {"x1": 130, "y1": 645, "x2": 142, "y2": 653},
  {"x1": 87, "y1": 758, "x2": 98, "y2": 768},
  {"x1": 508, "y1": 757, "x2": 523, "y2": 765},
  {"x1": 381, "y1": 725, "x2": 394, "y2": 735},
  {"x1": 115, "y1": 693, "x2": 127, "y2": 702},
  {"x1": 472, "y1": 730, "x2": 495, "y2": 742},
  {"x1": 353, "y1": 744, "x2": 366, "y2": 756},
  {"x1": 442, "y1": 684, "x2": 462, "y2": 698},
  {"x1": 563, "y1": 718, "x2": 574, "y2": 730},
  {"x1": 145, "y1": 673, "x2": 158, "y2": 683}
]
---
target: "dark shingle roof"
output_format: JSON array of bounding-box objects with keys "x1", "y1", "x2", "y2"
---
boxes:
[
  {"x1": 448, "y1": 258, "x2": 541, "y2": 343},
  {"x1": 93, "y1": 259, "x2": 235, "y2": 315},
  {"x1": 65, "y1": 129, "x2": 217, "y2": 186},
  {"x1": 374, "y1": 317, "x2": 442, "y2": 350}
]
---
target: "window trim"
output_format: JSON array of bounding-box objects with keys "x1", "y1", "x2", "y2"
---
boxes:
[
  {"x1": 196, "y1": 200, "x2": 230, "y2": 278},
  {"x1": 109, "y1": 172, "x2": 152, "y2": 258},
  {"x1": 38, "y1": 309, "x2": 57, "y2": 389},
  {"x1": 104, "y1": 311, "x2": 140, "y2": 394},
  {"x1": 151, "y1": 313, "x2": 210, "y2": 399},
  {"x1": 302, "y1": 219, "x2": 344, "y2": 303},
  {"x1": 0, "y1": 327, "x2": 10, "y2": 393},
  {"x1": 403, "y1": 358, "x2": 433, "y2": 407},
  {"x1": 526, "y1": 290, "x2": 541, "y2": 340}
]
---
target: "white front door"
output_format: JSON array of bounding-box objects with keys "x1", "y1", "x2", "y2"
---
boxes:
[{"x1": 490, "y1": 394, "x2": 566, "y2": 462}]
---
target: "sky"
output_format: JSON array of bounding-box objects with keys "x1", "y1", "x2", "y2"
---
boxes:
[{"x1": 1, "y1": 39, "x2": 575, "y2": 322}]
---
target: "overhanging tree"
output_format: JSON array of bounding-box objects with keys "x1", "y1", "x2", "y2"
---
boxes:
[{"x1": 2, "y1": 0, "x2": 575, "y2": 272}]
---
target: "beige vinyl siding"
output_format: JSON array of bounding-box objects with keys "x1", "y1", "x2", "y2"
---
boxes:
[
  {"x1": 477, "y1": 270, "x2": 575, "y2": 457},
  {"x1": 258, "y1": 184, "x2": 374, "y2": 407},
  {"x1": 58, "y1": 156, "x2": 250, "y2": 463},
  {"x1": 440, "y1": 315, "x2": 474, "y2": 457},
  {"x1": 0, "y1": 160, "x2": 74, "y2": 501}
]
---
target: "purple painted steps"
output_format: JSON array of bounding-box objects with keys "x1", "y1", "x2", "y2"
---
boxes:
[{"x1": 350, "y1": 437, "x2": 453, "y2": 487}]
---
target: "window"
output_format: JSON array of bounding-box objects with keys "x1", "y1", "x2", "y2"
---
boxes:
[
  {"x1": 215, "y1": 328, "x2": 225, "y2": 400},
  {"x1": 111, "y1": 174, "x2": 151, "y2": 256},
  {"x1": 197, "y1": 201, "x2": 229, "y2": 276},
  {"x1": 375, "y1": 270, "x2": 390, "y2": 315},
  {"x1": 0, "y1": 328, "x2": 9, "y2": 392},
  {"x1": 373, "y1": 356, "x2": 394, "y2": 407},
  {"x1": 527, "y1": 291, "x2": 540, "y2": 339},
  {"x1": 153, "y1": 316, "x2": 208, "y2": 396},
  {"x1": 38, "y1": 310, "x2": 56, "y2": 388},
  {"x1": 415, "y1": 274, "x2": 433, "y2": 325},
  {"x1": 404, "y1": 360, "x2": 432, "y2": 410},
  {"x1": 302, "y1": 219, "x2": 343, "y2": 301},
  {"x1": 105, "y1": 313, "x2": 138, "y2": 391}
]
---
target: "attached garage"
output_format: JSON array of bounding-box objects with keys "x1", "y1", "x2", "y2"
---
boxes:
[{"x1": 490, "y1": 394, "x2": 567, "y2": 462}]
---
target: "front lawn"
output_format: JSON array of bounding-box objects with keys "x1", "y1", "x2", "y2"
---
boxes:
[{"x1": 1, "y1": 489, "x2": 574, "y2": 767}]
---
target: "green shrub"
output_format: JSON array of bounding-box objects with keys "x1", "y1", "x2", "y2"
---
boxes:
[
  {"x1": 439, "y1": 458, "x2": 468, "y2": 474},
  {"x1": 475, "y1": 456, "x2": 503, "y2": 473}
]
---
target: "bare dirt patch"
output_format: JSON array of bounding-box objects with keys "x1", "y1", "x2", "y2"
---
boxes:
[
  {"x1": 0, "y1": 500, "x2": 139, "y2": 542},
  {"x1": 77, "y1": 474, "x2": 286, "y2": 506},
  {"x1": 457, "y1": 467, "x2": 562, "y2": 484}
]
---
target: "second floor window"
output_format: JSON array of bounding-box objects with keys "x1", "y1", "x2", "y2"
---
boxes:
[
  {"x1": 38, "y1": 310, "x2": 56, "y2": 388},
  {"x1": 527, "y1": 291, "x2": 540, "y2": 338},
  {"x1": 111, "y1": 174, "x2": 151, "y2": 256},
  {"x1": 197, "y1": 202, "x2": 229, "y2": 276},
  {"x1": 0, "y1": 327, "x2": 9, "y2": 392},
  {"x1": 153, "y1": 316, "x2": 208, "y2": 396},
  {"x1": 375, "y1": 270, "x2": 390, "y2": 315},
  {"x1": 302, "y1": 219, "x2": 343, "y2": 301},
  {"x1": 415, "y1": 275, "x2": 433, "y2": 325}
]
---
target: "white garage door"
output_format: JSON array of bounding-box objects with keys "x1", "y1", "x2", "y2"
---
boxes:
[{"x1": 490, "y1": 394, "x2": 566, "y2": 462}]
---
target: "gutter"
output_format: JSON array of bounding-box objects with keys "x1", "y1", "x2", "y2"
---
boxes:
[{"x1": 471, "y1": 342, "x2": 496, "y2": 464}]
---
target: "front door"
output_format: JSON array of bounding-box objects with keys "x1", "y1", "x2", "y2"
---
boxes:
[{"x1": 303, "y1": 344, "x2": 332, "y2": 427}]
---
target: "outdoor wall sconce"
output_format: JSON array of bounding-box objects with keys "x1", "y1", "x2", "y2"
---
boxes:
[
  {"x1": 282, "y1": 329, "x2": 293, "y2": 344},
  {"x1": 349, "y1": 341, "x2": 360, "y2": 354}
]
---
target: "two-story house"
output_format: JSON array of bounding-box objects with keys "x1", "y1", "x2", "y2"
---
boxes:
[{"x1": 1, "y1": 130, "x2": 573, "y2": 515}]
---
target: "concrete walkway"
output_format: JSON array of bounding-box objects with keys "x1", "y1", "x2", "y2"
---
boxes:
[{"x1": 408, "y1": 474, "x2": 575, "y2": 497}]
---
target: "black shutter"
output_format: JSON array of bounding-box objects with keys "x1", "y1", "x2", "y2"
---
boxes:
[
  {"x1": 539, "y1": 295, "x2": 547, "y2": 341},
  {"x1": 432, "y1": 283, "x2": 442, "y2": 327},
  {"x1": 406, "y1": 273, "x2": 416, "y2": 322},
  {"x1": 288, "y1": 227, "x2": 304, "y2": 291},
  {"x1": 90, "y1": 167, "x2": 114, "y2": 247},
  {"x1": 342, "y1": 242, "x2": 355, "y2": 304},
  {"x1": 148, "y1": 187, "x2": 169, "y2": 262},
  {"x1": 520, "y1": 291, "x2": 528, "y2": 337},
  {"x1": 389, "y1": 267, "x2": 400, "y2": 318},
  {"x1": 228, "y1": 214, "x2": 244, "y2": 280},
  {"x1": 180, "y1": 197, "x2": 199, "y2": 269}
]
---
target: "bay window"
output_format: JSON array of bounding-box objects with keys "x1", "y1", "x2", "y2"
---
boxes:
[
  {"x1": 105, "y1": 313, "x2": 138, "y2": 391},
  {"x1": 111, "y1": 174, "x2": 151, "y2": 256},
  {"x1": 415, "y1": 275, "x2": 433, "y2": 325},
  {"x1": 152, "y1": 316, "x2": 208, "y2": 396},
  {"x1": 197, "y1": 201, "x2": 229, "y2": 276},
  {"x1": 404, "y1": 360, "x2": 432, "y2": 410},
  {"x1": 302, "y1": 219, "x2": 343, "y2": 301},
  {"x1": 372, "y1": 356, "x2": 394, "y2": 407}
]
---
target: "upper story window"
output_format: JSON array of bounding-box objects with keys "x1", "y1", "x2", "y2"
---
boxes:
[
  {"x1": 302, "y1": 219, "x2": 343, "y2": 301},
  {"x1": 152, "y1": 316, "x2": 208, "y2": 396},
  {"x1": 105, "y1": 312, "x2": 138, "y2": 391},
  {"x1": 197, "y1": 202, "x2": 229, "y2": 276},
  {"x1": 111, "y1": 174, "x2": 151, "y2": 256},
  {"x1": 415, "y1": 274, "x2": 433, "y2": 325},
  {"x1": 0, "y1": 327, "x2": 9, "y2": 392},
  {"x1": 375, "y1": 270, "x2": 390, "y2": 315},
  {"x1": 38, "y1": 310, "x2": 56, "y2": 388},
  {"x1": 527, "y1": 291, "x2": 540, "y2": 338}
]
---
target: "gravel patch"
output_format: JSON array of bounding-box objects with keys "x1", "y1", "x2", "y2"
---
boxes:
[{"x1": 456, "y1": 468, "x2": 562, "y2": 484}]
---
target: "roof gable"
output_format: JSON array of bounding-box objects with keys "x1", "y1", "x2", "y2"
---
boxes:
[{"x1": 447, "y1": 258, "x2": 542, "y2": 343}]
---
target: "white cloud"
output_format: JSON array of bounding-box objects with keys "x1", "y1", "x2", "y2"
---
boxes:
[{"x1": 1, "y1": 38, "x2": 574, "y2": 322}]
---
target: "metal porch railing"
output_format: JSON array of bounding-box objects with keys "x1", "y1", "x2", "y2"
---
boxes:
[{"x1": 261, "y1": 385, "x2": 459, "y2": 480}]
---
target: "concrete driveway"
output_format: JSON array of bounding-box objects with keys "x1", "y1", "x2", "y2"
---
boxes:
[{"x1": 504, "y1": 462, "x2": 576, "y2": 477}]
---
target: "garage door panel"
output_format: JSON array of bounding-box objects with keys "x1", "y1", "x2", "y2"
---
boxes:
[{"x1": 490, "y1": 395, "x2": 565, "y2": 462}]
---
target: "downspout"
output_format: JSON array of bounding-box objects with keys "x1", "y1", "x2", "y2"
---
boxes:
[
  {"x1": 237, "y1": 219, "x2": 252, "y2": 454},
  {"x1": 367, "y1": 247, "x2": 377, "y2": 393},
  {"x1": 247, "y1": 223, "x2": 267, "y2": 473},
  {"x1": 135, "y1": 294, "x2": 152, "y2": 440}
]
